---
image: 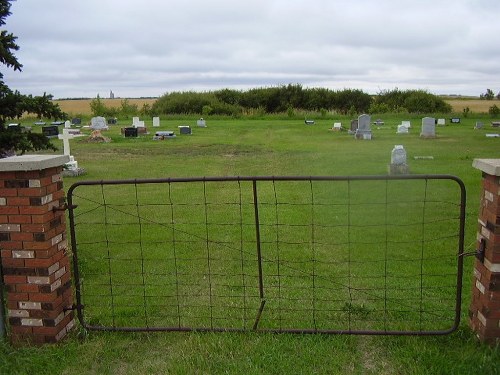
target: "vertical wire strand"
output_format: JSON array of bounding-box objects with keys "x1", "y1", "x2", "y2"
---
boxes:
[
  {"x1": 419, "y1": 179, "x2": 429, "y2": 331},
  {"x1": 101, "y1": 183, "x2": 115, "y2": 327},
  {"x1": 203, "y1": 181, "x2": 214, "y2": 328},
  {"x1": 309, "y1": 180, "x2": 317, "y2": 330},
  {"x1": 272, "y1": 180, "x2": 283, "y2": 329},
  {"x1": 167, "y1": 182, "x2": 182, "y2": 328},
  {"x1": 134, "y1": 182, "x2": 149, "y2": 327}
]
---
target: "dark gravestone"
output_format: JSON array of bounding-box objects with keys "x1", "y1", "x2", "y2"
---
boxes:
[
  {"x1": 42, "y1": 125, "x2": 59, "y2": 138},
  {"x1": 124, "y1": 127, "x2": 138, "y2": 137},
  {"x1": 72, "y1": 118, "x2": 82, "y2": 125},
  {"x1": 450, "y1": 118, "x2": 461, "y2": 124},
  {"x1": 107, "y1": 118, "x2": 117, "y2": 124},
  {"x1": 178, "y1": 126, "x2": 192, "y2": 135}
]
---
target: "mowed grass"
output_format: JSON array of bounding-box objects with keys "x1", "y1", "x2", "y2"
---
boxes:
[{"x1": 2, "y1": 114, "x2": 500, "y2": 374}]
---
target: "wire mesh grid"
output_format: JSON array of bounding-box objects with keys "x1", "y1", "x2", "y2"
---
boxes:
[{"x1": 67, "y1": 175, "x2": 465, "y2": 334}]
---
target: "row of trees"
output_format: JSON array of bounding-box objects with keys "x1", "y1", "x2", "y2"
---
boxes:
[{"x1": 150, "y1": 85, "x2": 451, "y2": 117}]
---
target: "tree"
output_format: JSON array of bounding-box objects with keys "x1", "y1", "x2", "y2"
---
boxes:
[
  {"x1": 0, "y1": 0, "x2": 66, "y2": 157},
  {"x1": 480, "y1": 88, "x2": 495, "y2": 100}
]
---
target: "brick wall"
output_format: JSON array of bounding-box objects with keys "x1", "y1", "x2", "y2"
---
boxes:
[
  {"x1": 0, "y1": 155, "x2": 74, "y2": 344},
  {"x1": 470, "y1": 159, "x2": 500, "y2": 345}
]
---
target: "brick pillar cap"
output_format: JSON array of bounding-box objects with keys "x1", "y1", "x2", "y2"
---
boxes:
[
  {"x1": 473, "y1": 159, "x2": 500, "y2": 176},
  {"x1": 0, "y1": 155, "x2": 70, "y2": 172}
]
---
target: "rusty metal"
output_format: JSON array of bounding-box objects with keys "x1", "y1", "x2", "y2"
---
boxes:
[{"x1": 67, "y1": 174, "x2": 466, "y2": 336}]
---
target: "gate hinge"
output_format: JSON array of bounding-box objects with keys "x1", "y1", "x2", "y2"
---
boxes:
[
  {"x1": 64, "y1": 304, "x2": 84, "y2": 312},
  {"x1": 476, "y1": 239, "x2": 486, "y2": 263},
  {"x1": 52, "y1": 203, "x2": 78, "y2": 212}
]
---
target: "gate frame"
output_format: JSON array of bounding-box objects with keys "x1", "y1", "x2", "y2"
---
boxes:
[{"x1": 67, "y1": 174, "x2": 466, "y2": 336}]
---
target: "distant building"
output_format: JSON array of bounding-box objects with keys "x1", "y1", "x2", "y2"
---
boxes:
[{"x1": 110, "y1": 90, "x2": 115, "y2": 99}]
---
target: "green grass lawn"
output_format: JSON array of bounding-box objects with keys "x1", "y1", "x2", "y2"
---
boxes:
[{"x1": 2, "y1": 115, "x2": 500, "y2": 374}]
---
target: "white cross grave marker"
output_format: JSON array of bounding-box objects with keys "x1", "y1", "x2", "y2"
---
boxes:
[{"x1": 58, "y1": 128, "x2": 81, "y2": 170}]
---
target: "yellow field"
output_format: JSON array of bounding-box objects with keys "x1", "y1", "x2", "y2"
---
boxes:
[
  {"x1": 54, "y1": 98, "x2": 157, "y2": 115},
  {"x1": 53, "y1": 97, "x2": 498, "y2": 115},
  {"x1": 445, "y1": 99, "x2": 499, "y2": 113}
]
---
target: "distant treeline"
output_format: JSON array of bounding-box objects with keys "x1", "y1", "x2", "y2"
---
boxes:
[{"x1": 89, "y1": 85, "x2": 453, "y2": 117}]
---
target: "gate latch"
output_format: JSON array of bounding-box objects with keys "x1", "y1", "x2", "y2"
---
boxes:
[{"x1": 476, "y1": 239, "x2": 486, "y2": 263}]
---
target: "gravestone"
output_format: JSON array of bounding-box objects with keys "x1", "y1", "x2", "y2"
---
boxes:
[
  {"x1": 401, "y1": 120, "x2": 411, "y2": 128},
  {"x1": 178, "y1": 125, "x2": 192, "y2": 135},
  {"x1": 51, "y1": 121, "x2": 64, "y2": 126},
  {"x1": 332, "y1": 122, "x2": 342, "y2": 131},
  {"x1": 420, "y1": 117, "x2": 436, "y2": 138},
  {"x1": 90, "y1": 116, "x2": 109, "y2": 130},
  {"x1": 450, "y1": 118, "x2": 461, "y2": 124},
  {"x1": 42, "y1": 125, "x2": 59, "y2": 138},
  {"x1": 437, "y1": 118, "x2": 446, "y2": 126},
  {"x1": 492, "y1": 122, "x2": 500, "y2": 127},
  {"x1": 71, "y1": 118, "x2": 81, "y2": 125},
  {"x1": 197, "y1": 118, "x2": 206, "y2": 127},
  {"x1": 34, "y1": 121, "x2": 46, "y2": 125},
  {"x1": 124, "y1": 127, "x2": 138, "y2": 137},
  {"x1": 153, "y1": 131, "x2": 176, "y2": 140},
  {"x1": 153, "y1": 117, "x2": 160, "y2": 127},
  {"x1": 132, "y1": 117, "x2": 140, "y2": 126},
  {"x1": 350, "y1": 119, "x2": 358, "y2": 133},
  {"x1": 475, "y1": 122, "x2": 484, "y2": 130},
  {"x1": 64, "y1": 120, "x2": 71, "y2": 128},
  {"x1": 373, "y1": 119, "x2": 384, "y2": 126},
  {"x1": 355, "y1": 114, "x2": 372, "y2": 140},
  {"x1": 135, "y1": 120, "x2": 145, "y2": 128},
  {"x1": 397, "y1": 124, "x2": 409, "y2": 134},
  {"x1": 389, "y1": 145, "x2": 409, "y2": 175},
  {"x1": 58, "y1": 128, "x2": 85, "y2": 176},
  {"x1": 305, "y1": 119, "x2": 315, "y2": 125},
  {"x1": 107, "y1": 118, "x2": 117, "y2": 125}
]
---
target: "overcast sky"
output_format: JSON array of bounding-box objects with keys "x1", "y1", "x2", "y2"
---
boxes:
[{"x1": 2, "y1": 0, "x2": 500, "y2": 98}]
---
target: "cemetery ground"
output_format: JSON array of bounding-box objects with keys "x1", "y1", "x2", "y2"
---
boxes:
[{"x1": 2, "y1": 114, "x2": 500, "y2": 374}]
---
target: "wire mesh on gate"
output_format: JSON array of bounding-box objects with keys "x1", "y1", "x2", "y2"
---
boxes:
[{"x1": 67, "y1": 175, "x2": 466, "y2": 335}]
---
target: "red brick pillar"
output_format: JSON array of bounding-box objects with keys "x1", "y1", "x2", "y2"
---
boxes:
[
  {"x1": 0, "y1": 155, "x2": 75, "y2": 344},
  {"x1": 470, "y1": 159, "x2": 500, "y2": 345}
]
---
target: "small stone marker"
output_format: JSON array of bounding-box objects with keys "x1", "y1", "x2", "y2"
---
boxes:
[
  {"x1": 124, "y1": 127, "x2": 138, "y2": 137},
  {"x1": 305, "y1": 119, "x2": 315, "y2": 125},
  {"x1": 42, "y1": 125, "x2": 59, "y2": 138},
  {"x1": 401, "y1": 120, "x2": 411, "y2": 128},
  {"x1": 197, "y1": 118, "x2": 206, "y2": 127},
  {"x1": 153, "y1": 117, "x2": 160, "y2": 127},
  {"x1": 64, "y1": 120, "x2": 71, "y2": 129},
  {"x1": 107, "y1": 118, "x2": 117, "y2": 125},
  {"x1": 332, "y1": 122, "x2": 342, "y2": 131},
  {"x1": 450, "y1": 118, "x2": 461, "y2": 124},
  {"x1": 153, "y1": 131, "x2": 176, "y2": 140},
  {"x1": 132, "y1": 117, "x2": 140, "y2": 126},
  {"x1": 475, "y1": 122, "x2": 484, "y2": 130},
  {"x1": 420, "y1": 117, "x2": 436, "y2": 138},
  {"x1": 349, "y1": 119, "x2": 358, "y2": 134},
  {"x1": 178, "y1": 125, "x2": 192, "y2": 135},
  {"x1": 389, "y1": 145, "x2": 409, "y2": 175},
  {"x1": 72, "y1": 118, "x2": 81, "y2": 125},
  {"x1": 437, "y1": 118, "x2": 446, "y2": 126},
  {"x1": 397, "y1": 124, "x2": 409, "y2": 134}
]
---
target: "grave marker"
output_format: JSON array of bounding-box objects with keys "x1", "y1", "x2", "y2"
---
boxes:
[
  {"x1": 355, "y1": 114, "x2": 372, "y2": 140},
  {"x1": 197, "y1": 118, "x2": 206, "y2": 127},
  {"x1": 420, "y1": 117, "x2": 436, "y2": 138},
  {"x1": 153, "y1": 117, "x2": 160, "y2": 127},
  {"x1": 90, "y1": 116, "x2": 109, "y2": 130}
]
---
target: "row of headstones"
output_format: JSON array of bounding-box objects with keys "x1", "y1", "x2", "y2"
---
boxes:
[{"x1": 346, "y1": 114, "x2": 455, "y2": 139}]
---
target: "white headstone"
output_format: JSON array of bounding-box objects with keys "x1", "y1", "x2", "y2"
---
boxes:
[
  {"x1": 420, "y1": 117, "x2": 436, "y2": 138},
  {"x1": 333, "y1": 122, "x2": 342, "y2": 130},
  {"x1": 132, "y1": 117, "x2": 140, "y2": 126},
  {"x1": 391, "y1": 145, "x2": 407, "y2": 165},
  {"x1": 64, "y1": 120, "x2": 71, "y2": 129},
  {"x1": 197, "y1": 118, "x2": 206, "y2": 127},
  {"x1": 153, "y1": 117, "x2": 160, "y2": 127},
  {"x1": 90, "y1": 116, "x2": 108, "y2": 130},
  {"x1": 135, "y1": 121, "x2": 145, "y2": 128},
  {"x1": 401, "y1": 120, "x2": 411, "y2": 128},
  {"x1": 57, "y1": 128, "x2": 83, "y2": 170},
  {"x1": 437, "y1": 118, "x2": 446, "y2": 126},
  {"x1": 397, "y1": 124, "x2": 409, "y2": 134}
]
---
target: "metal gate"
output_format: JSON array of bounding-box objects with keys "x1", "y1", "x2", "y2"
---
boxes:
[{"x1": 67, "y1": 175, "x2": 466, "y2": 335}]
